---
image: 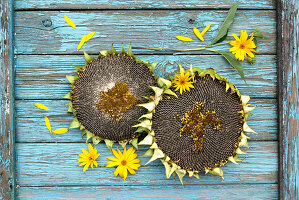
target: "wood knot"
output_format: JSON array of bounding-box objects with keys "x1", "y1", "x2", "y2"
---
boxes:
[
  {"x1": 188, "y1": 19, "x2": 195, "y2": 24},
  {"x1": 42, "y1": 19, "x2": 52, "y2": 27}
]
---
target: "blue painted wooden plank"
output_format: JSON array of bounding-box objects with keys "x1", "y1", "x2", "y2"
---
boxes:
[
  {"x1": 14, "y1": 55, "x2": 277, "y2": 99},
  {"x1": 15, "y1": 142, "x2": 277, "y2": 186},
  {"x1": 16, "y1": 184, "x2": 278, "y2": 200},
  {"x1": 0, "y1": 0, "x2": 16, "y2": 199},
  {"x1": 14, "y1": 10, "x2": 276, "y2": 55},
  {"x1": 14, "y1": 0, "x2": 275, "y2": 10},
  {"x1": 277, "y1": 0, "x2": 299, "y2": 199},
  {"x1": 14, "y1": 98, "x2": 277, "y2": 141}
]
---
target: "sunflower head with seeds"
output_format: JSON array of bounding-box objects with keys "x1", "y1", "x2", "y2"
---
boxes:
[
  {"x1": 136, "y1": 64, "x2": 257, "y2": 184},
  {"x1": 62, "y1": 44, "x2": 159, "y2": 150}
]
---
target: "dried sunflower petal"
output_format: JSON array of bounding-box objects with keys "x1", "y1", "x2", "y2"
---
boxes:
[
  {"x1": 64, "y1": 15, "x2": 77, "y2": 29},
  {"x1": 176, "y1": 36, "x2": 193, "y2": 42},
  {"x1": 34, "y1": 103, "x2": 49, "y2": 111}
]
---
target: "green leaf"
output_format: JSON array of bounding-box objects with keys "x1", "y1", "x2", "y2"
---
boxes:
[
  {"x1": 253, "y1": 28, "x2": 268, "y2": 39},
  {"x1": 83, "y1": 50, "x2": 95, "y2": 65},
  {"x1": 217, "y1": 51, "x2": 244, "y2": 79},
  {"x1": 210, "y1": 3, "x2": 239, "y2": 45}
]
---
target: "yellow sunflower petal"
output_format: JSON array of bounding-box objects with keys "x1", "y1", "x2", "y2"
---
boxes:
[
  {"x1": 114, "y1": 165, "x2": 121, "y2": 177},
  {"x1": 116, "y1": 148, "x2": 123, "y2": 158},
  {"x1": 78, "y1": 152, "x2": 88, "y2": 159},
  {"x1": 83, "y1": 163, "x2": 90, "y2": 172},
  {"x1": 112, "y1": 148, "x2": 121, "y2": 160},
  {"x1": 118, "y1": 165, "x2": 125, "y2": 178},
  {"x1": 44, "y1": 116, "x2": 51, "y2": 133},
  {"x1": 94, "y1": 161, "x2": 98, "y2": 167},
  {"x1": 176, "y1": 36, "x2": 193, "y2": 42},
  {"x1": 240, "y1": 30, "x2": 248, "y2": 42},
  {"x1": 127, "y1": 167, "x2": 136, "y2": 175},
  {"x1": 90, "y1": 161, "x2": 94, "y2": 169},
  {"x1": 123, "y1": 167, "x2": 128, "y2": 180},
  {"x1": 123, "y1": 147, "x2": 127, "y2": 159},
  {"x1": 81, "y1": 149, "x2": 89, "y2": 157},
  {"x1": 88, "y1": 143, "x2": 93, "y2": 152},
  {"x1": 193, "y1": 27, "x2": 204, "y2": 41},
  {"x1": 52, "y1": 128, "x2": 68, "y2": 134},
  {"x1": 129, "y1": 164, "x2": 141, "y2": 170},
  {"x1": 106, "y1": 161, "x2": 119, "y2": 168},
  {"x1": 77, "y1": 34, "x2": 87, "y2": 51},
  {"x1": 64, "y1": 15, "x2": 77, "y2": 29},
  {"x1": 127, "y1": 158, "x2": 140, "y2": 165},
  {"x1": 34, "y1": 103, "x2": 50, "y2": 111},
  {"x1": 232, "y1": 34, "x2": 240, "y2": 41},
  {"x1": 107, "y1": 157, "x2": 118, "y2": 162},
  {"x1": 201, "y1": 24, "x2": 211, "y2": 36},
  {"x1": 85, "y1": 32, "x2": 96, "y2": 42}
]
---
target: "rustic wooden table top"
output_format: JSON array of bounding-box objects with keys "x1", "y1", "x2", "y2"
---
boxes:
[{"x1": 1, "y1": 0, "x2": 298, "y2": 199}]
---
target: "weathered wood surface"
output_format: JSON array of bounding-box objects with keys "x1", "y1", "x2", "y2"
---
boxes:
[
  {"x1": 15, "y1": 142, "x2": 277, "y2": 186},
  {"x1": 15, "y1": 99, "x2": 277, "y2": 142},
  {"x1": 14, "y1": 10, "x2": 276, "y2": 55},
  {"x1": 12, "y1": 1, "x2": 279, "y2": 199},
  {"x1": 15, "y1": 0, "x2": 275, "y2": 10},
  {"x1": 0, "y1": 0, "x2": 15, "y2": 199},
  {"x1": 15, "y1": 55, "x2": 277, "y2": 99},
  {"x1": 277, "y1": 0, "x2": 299, "y2": 199},
  {"x1": 17, "y1": 184, "x2": 278, "y2": 200}
]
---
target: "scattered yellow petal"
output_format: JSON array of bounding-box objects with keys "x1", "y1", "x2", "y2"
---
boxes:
[
  {"x1": 85, "y1": 32, "x2": 96, "y2": 42},
  {"x1": 44, "y1": 116, "x2": 51, "y2": 133},
  {"x1": 176, "y1": 36, "x2": 193, "y2": 42},
  {"x1": 34, "y1": 103, "x2": 49, "y2": 111},
  {"x1": 52, "y1": 128, "x2": 68, "y2": 134},
  {"x1": 77, "y1": 34, "x2": 87, "y2": 50},
  {"x1": 201, "y1": 24, "x2": 211, "y2": 36},
  {"x1": 193, "y1": 27, "x2": 204, "y2": 41},
  {"x1": 64, "y1": 15, "x2": 77, "y2": 29}
]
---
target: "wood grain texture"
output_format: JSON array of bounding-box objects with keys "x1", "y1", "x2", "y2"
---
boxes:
[
  {"x1": 277, "y1": 0, "x2": 299, "y2": 199},
  {"x1": 15, "y1": 142, "x2": 277, "y2": 186},
  {"x1": 15, "y1": 99, "x2": 277, "y2": 142},
  {"x1": 16, "y1": 184, "x2": 278, "y2": 200},
  {"x1": 13, "y1": 2, "x2": 279, "y2": 199},
  {"x1": 14, "y1": 0, "x2": 275, "y2": 10},
  {"x1": 0, "y1": 0, "x2": 15, "y2": 199},
  {"x1": 14, "y1": 10, "x2": 276, "y2": 55},
  {"x1": 14, "y1": 55, "x2": 277, "y2": 99}
]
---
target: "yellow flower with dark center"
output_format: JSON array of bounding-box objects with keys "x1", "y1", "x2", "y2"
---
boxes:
[
  {"x1": 173, "y1": 70, "x2": 194, "y2": 95},
  {"x1": 106, "y1": 147, "x2": 140, "y2": 180},
  {"x1": 78, "y1": 143, "x2": 100, "y2": 172},
  {"x1": 229, "y1": 30, "x2": 256, "y2": 61}
]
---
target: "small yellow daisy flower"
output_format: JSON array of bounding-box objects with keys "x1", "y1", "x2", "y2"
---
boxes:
[
  {"x1": 229, "y1": 30, "x2": 256, "y2": 61},
  {"x1": 106, "y1": 147, "x2": 140, "y2": 180},
  {"x1": 78, "y1": 143, "x2": 100, "y2": 172},
  {"x1": 173, "y1": 69, "x2": 194, "y2": 95}
]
